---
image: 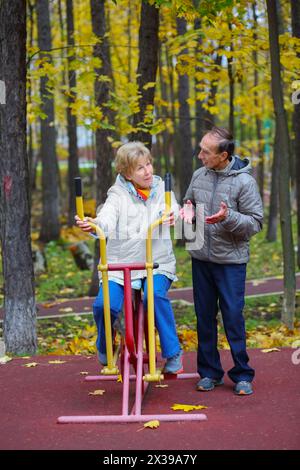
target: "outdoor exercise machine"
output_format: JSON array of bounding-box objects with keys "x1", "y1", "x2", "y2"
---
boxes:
[{"x1": 57, "y1": 176, "x2": 207, "y2": 424}]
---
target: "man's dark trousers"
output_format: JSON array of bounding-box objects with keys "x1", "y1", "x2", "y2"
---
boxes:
[{"x1": 192, "y1": 258, "x2": 255, "y2": 383}]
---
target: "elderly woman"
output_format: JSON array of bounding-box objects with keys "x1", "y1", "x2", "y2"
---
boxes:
[{"x1": 75, "y1": 141, "x2": 183, "y2": 374}]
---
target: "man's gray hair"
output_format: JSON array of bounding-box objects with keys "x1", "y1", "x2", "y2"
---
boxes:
[{"x1": 206, "y1": 126, "x2": 235, "y2": 158}]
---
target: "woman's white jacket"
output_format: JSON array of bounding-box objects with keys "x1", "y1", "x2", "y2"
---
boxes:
[{"x1": 94, "y1": 175, "x2": 179, "y2": 283}]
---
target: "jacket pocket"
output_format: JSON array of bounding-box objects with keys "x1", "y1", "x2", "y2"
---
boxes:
[{"x1": 230, "y1": 233, "x2": 241, "y2": 258}]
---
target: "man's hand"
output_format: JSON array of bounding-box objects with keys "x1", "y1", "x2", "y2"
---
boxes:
[
  {"x1": 179, "y1": 200, "x2": 195, "y2": 224},
  {"x1": 162, "y1": 211, "x2": 175, "y2": 226},
  {"x1": 74, "y1": 215, "x2": 95, "y2": 232},
  {"x1": 205, "y1": 201, "x2": 228, "y2": 224}
]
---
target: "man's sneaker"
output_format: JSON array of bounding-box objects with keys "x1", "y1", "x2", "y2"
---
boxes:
[
  {"x1": 234, "y1": 381, "x2": 253, "y2": 395},
  {"x1": 163, "y1": 351, "x2": 183, "y2": 374},
  {"x1": 98, "y1": 351, "x2": 107, "y2": 366},
  {"x1": 196, "y1": 377, "x2": 224, "y2": 391}
]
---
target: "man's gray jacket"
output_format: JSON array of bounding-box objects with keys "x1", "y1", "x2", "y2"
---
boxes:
[{"x1": 183, "y1": 156, "x2": 263, "y2": 264}]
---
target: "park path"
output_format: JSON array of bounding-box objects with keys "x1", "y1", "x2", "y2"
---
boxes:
[{"x1": 1, "y1": 273, "x2": 299, "y2": 321}]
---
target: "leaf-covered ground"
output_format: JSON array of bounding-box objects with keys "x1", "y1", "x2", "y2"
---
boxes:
[{"x1": 36, "y1": 295, "x2": 300, "y2": 356}]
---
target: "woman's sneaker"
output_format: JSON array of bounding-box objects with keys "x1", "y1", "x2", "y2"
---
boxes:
[
  {"x1": 234, "y1": 381, "x2": 253, "y2": 395},
  {"x1": 196, "y1": 377, "x2": 224, "y2": 391},
  {"x1": 98, "y1": 351, "x2": 107, "y2": 366},
  {"x1": 163, "y1": 351, "x2": 183, "y2": 374}
]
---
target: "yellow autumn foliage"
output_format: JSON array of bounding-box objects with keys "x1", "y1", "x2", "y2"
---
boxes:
[{"x1": 43, "y1": 319, "x2": 300, "y2": 357}]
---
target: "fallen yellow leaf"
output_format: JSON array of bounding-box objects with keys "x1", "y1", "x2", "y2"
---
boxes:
[
  {"x1": 252, "y1": 279, "x2": 267, "y2": 286},
  {"x1": 171, "y1": 403, "x2": 208, "y2": 412},
  {"x1": 117, "y1": 374, "x2": 123, "y2": 383},
  {"x1": 88, "y1": 389, "x2": 105, "y2": 396},
  {"x1": 23, "y1": 362, "x2": 39, "y2": 368},
  {"x1": 80, "y1": 371, "x2": 89, "y2": 375},
  {"x1": 59, "y1": 307, "x2": 74, "y2": 313},
  {"x1": 261, "y1": 348, "x2": 281, "y2": 353},
  {"x1": 155, "y1": 384, "x2": 169, "y2": 388},
  {"x1": 48, "y1": 360, "x2": 66, "y2": 364},
  {"x1": 144, "y1": 420, "x2": 160, "y2": 429},
  {"x1": 0, "y1": 356, "x2": 12, "y2": 365},
  {"x1": 59, "y1": 288, "x2": 75, "y2": 295},
  {"x1": 41, "y1": 302, "x2": 57, "y2": 308}
]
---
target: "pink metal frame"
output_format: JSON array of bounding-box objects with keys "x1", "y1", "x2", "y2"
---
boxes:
[{"x1": 57, "y1": 263, "x2": 207, "y2": 424}]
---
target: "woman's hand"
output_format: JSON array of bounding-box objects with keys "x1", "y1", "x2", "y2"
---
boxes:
[
  {"x1": 162, "y1": 211, "x2": 175, "y2": 226},
  {"x1": 74, "y1": 215, "x2": 95, "y2": 232}
]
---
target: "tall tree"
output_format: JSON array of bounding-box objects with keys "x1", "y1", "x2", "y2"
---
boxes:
[
  {"x1": 194, "y1": 16, "x2": 206, "y2": 145},
  {"x1": 176, "y1": 17, "x2": 194, "y2": 200},
  {"x1": 36, "y1": 0, "x2": 60, "y2": 242},
  {"x1": 165, "y1": 45, "x2": 177, "y2": 175},
  {"x1": 266, "y1": 0, "x2": 295, "y2": 328},
  {"x1": 90, "y1": 0, "x2": 114, "y2": 204},
  {"x1": 266, "y1": 130, "x2": 280, "y2": 241},
  {"x1": 0, "y1": 0, "x2": 37, "y2": 354},
  {"x1": 227, "y1": 22, "x2": 235, "y2": 134},
  {"x1": 158, "y1": 41, "x2": 170, "y2": 172},
  {"x1": 204, "y1": 51, "x2": 222, "y2": 127},
  {"x1": 266, "y1": 0, "x2": 285, "y2": 241},
  {"x1": 89, "y1": 0, "x2": 114, "y2": 295},
  {"x1": 252, "y1": 1, "x2": 264, "y2": 200},
  {"x1": 131, "y1": 0, "x2": 159, "y2": 149},
  {"x1": 66, "y1": 0, "x2": 80, "y2": 226},
  {"x1": 291, "y1": 0, "x2": 300, "y2": 269},
  {"x1": 27, "y1": 0, "x2": 35, "y2": 196}
]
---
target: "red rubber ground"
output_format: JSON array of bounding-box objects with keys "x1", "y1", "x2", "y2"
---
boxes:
[{"x1": 0, "y1": 348, "x2": 299, "y2": 450}]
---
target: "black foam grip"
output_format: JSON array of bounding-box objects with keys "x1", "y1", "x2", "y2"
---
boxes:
[
  {"x1": 164, "y1": 173, "x2": 171, "y2": 192},
  {"x1": 153, "y1": 262, "x2": 159, "y2": 269},
  {"x1": 74, "y1": 177, "x2": 82, "y2": 197}
]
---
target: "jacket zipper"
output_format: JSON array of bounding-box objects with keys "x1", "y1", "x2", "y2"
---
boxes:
[{"x1": 207, "y1": 172, "x2": 219, "y2": 259}]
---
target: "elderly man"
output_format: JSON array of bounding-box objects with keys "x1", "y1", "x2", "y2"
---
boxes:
[{"x1": 180, "y1": 127, "x2": 263, "y2": 395}]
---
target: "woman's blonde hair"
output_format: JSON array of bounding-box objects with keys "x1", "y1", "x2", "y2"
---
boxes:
[{"x1": 115, "y1": 141, "x2": 153, "y2": 176}]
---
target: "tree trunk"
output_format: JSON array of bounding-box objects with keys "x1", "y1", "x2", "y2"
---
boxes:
[
  {"x1": 131, "y1": 0, "x2": 159, "y2": 149},
  {"x1": 90, "y1": 0, "x2": 114, "y2": 204},
  {"x1": 36, "y1": 0, "x2": 60, "y2": 242},
  {"x1": 66, "y1": 0, "x2": 80, "y2": 226},
  {"x1": 154, "y1": 132, "x2": 162, "y2": 175},
  {"x1": 0, "y1": 0, "x2": 37, "y2": 354},
  {"x1": 27, "y1": 0, "x2": 35, "y2": 200},
  {"x1": 204, "y1": 52, "x2": 222, "y2": 127},
  {"x1": 89, "y1": 0, "x2": 114, "y2": 295},
  {"x1": 228, "y1": 23, "x2": 235, "y2": 134},
  {"x1": 176, "y1": 17, "x2": 194, "y2": 201},
  {"x1": 252, "y1": 1, "x2": 264, "y2": 200},
  {"x1": 266, "y1": 0, "x2": 296, "y2": 328},
  {"x1": 158, "y1": 41, "x2": 170, "y2": 172},
  {"x1": 266, "y1": 129, "x2": 279, "y2": 241},
  {"x1": 127, "y1": 0, "x2": 132, "y2": 82},
  {"x1": 291, "y1": 0, "x2": 300, "y2": 269},
  {"x1": 165, "y1": 46, "x2": 178, "y2": 177},
  {"x1": 194, "y1": 17, "x2": 205, "y2": 146}
]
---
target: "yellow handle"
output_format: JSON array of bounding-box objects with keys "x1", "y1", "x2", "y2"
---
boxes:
[
  {"x1": 165, "y1": 191, "x2": 171, "y2": 213},
  {"x1": 144, "y1": 175, "x2": 172, "y2": 382},
  {"x1": 89, "y1": 222, "x2": 119, "y2": 375},
  {"x1": 74, "y1": 177, "x2": 118, "y2": 375},
  {"x1": 76, "y1": 196, "x2": 84, "y2": 220}
]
